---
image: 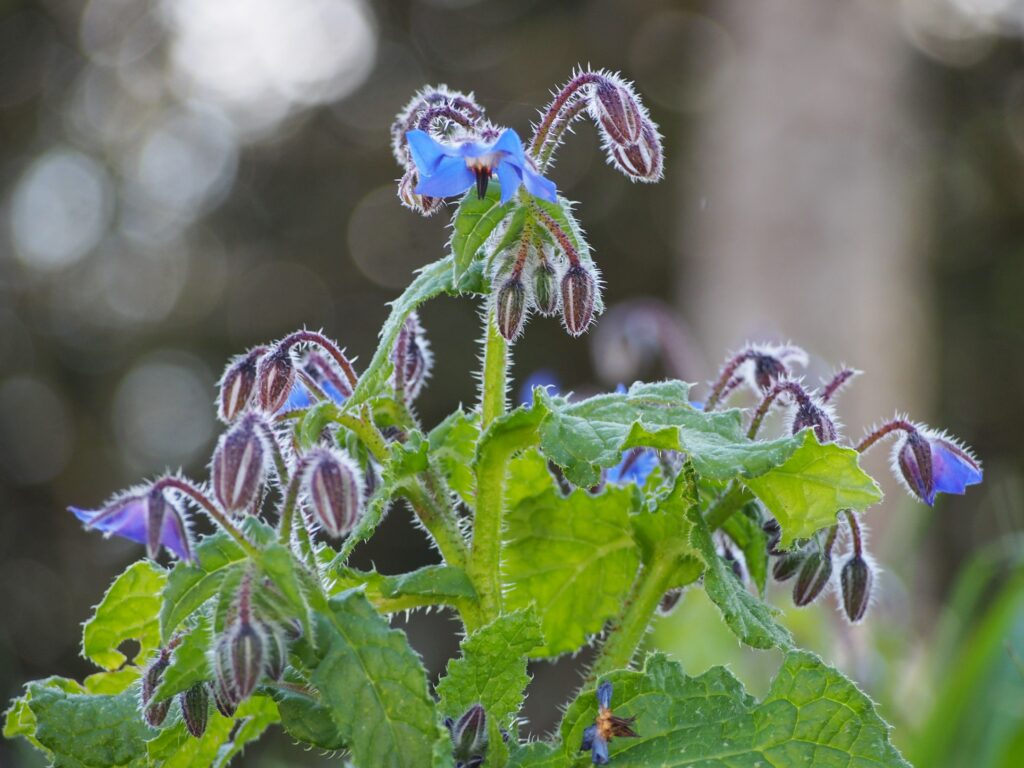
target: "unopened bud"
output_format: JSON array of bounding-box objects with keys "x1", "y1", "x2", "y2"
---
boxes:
[
  {"x1": 792, "y1": 402, "x2": 838, "y2": 444},
  {"x1": 592, "y1": 79, "x2": 643, "y2": 145},
  {"x1": 753, "y1": 354, "x2": 788, "y2": 391},
  {"x1": 263, "y1": 625, "x2": 288, "y2": 682},
  {"x1": 229, "y1": 620, "x2": 266, "y2": 701},
  {"x1": 531, "y1": 260, "x2": 559, "y2": 316},
  {"x1": 840, "y1": 554, "x2": 873, "y2": 623},
  {"x1": 142, "y1": 653, "x2": 171, "y2": 727},
  {"x1": 897, "y1": 431, "x2": 934, "y2": 504},
  {"x1": 762, "y1": 518, "x2": 783, "y2": 556},
  {"x1": 391, "y1": 313, "x2": 433, "y2": 401},
  {"x1": 657, "y1": 588, "x2": 684, "y2": 616},
  {"x1": 211, "y1": 677, "x2": 237, "y2": 718},
  {"x1": 398, "y1": 167, "x2": 444, "y2": 217},
  {"x1": 302, "y1": 448, "x2": 364, "y2": 539},
  {"x1": 217, "y1": 347, "x2": 266, "y2": 422},
  {"x1": 495, "y1": 275, "x2": 528, "y2": 341},
  {"x1": 180, "y1": 683, "x2": 209, "y2": 738},
  {"x1": 792, "y1": 550, "x2": 833, "y2": 607},
  {"x1": 211, "y1": 414, "x2": 269, "y2": 515},
  {"x1": 560, "y1": 264, "x2": 596, "y2": 337},
  {"x1": 772, "y1": 550, "x2": 805, "y2": 583},
  {"x1": 450, "y1": 704, "x2": 488, "y2": 767},
  {"x1": 255, "y1": 346, "x2": 295, "y2": 413},
  {"x1": 608, "y1": 123, "x2": 663, "y2": 183},
  {"x1": 212, "y1": 638, "x2": 240, "y2": 714}
]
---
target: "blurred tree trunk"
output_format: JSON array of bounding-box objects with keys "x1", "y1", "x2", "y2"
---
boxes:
[{"x1": 681, "y1": 1, "x2": 929, "y2": 586}]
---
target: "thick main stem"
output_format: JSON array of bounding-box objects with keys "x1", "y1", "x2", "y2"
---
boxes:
[
  {"x1": 480, "y1": 310, "x2": 509, "y2": 427},
  {"x1": 705, "y1": 482, "x2": 754, "y2": 531}
]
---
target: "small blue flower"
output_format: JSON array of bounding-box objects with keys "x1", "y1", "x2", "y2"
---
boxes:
[
  {"x1": 606, "y1": 448, "x2": 658, "y2": 486},
  {"x1": 896, "y1": 428, "x2": 982, "y2": 506},
  {"x1": 405, "y1": 128, "x2": 557, "y2": 205},
  {"x1": 579, "y1": 681, "x2": 637, "y2": 765},
  {"x1": 71, "y1": 488, "x2": 193, "y2": 561}
]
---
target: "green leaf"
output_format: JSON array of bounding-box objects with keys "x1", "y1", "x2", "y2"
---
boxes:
[
  {"x1": 507, "y1": 741, "x2": 561, "y2": 768},
  {"x1": 560, "y1": 651, "x2": 910, "y2": 767},
  {"x1": 152, "y1": 613, "x2": 212, "y2": 702},
  {"x1": 83, "y1": 560, "x2": 166, "y2": 670},
  {"x1": 429, "y1": 408, "x2": 480, "y2": 508},
  {"x1": 276, "y1": 687, "x2": 347, "y2": 751},
  {"x1": 720, "y1": 503, "x2": 770, "y2": 595},
  {"x1": 83, "y1": 668, "x2": 140, "y2": 695},
  {"x1": 330, "y1": 564, "x2": 477, "y2": 611},
  {"x1": 348, "y1": 255, "x2": 485, "y2": 408},
  {"x1": 308, "y1": 590, "x2": 450, "y2": 767},
  {"x1": 450, "y1": 185, "x2": 513, "y2": 281},
  {"x1": 741, "y1": 429, "x2": 883, "y2": 548},
  {"x1": 161, "y1": 532, "x2": 247, "y2": 642},
  {"x1": 23, "y1": 683, "x2": 154, "y2": 768},
  {"x1": 535, "y1": 381, "x2": 801, "y2": 488},
  {"x1": 503, "y1": 451, "x2": 641, "y2": 657},
  {"x1": 688, "y1": 505, "x2": 792, "y2": 650}
]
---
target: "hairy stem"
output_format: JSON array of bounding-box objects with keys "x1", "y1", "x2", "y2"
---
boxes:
[
  {"x1": 704, "y1": 482, "x2": 754, "y2": 531},
  {"x1": 400, "y1": 479, "x2": 469, "y2": 571},
  {"x1": 856, "y1": 418, "x2": 918, "y2": 454},
  {"x1": 480, "y1": 310, "x2": 509, "y2": 427},
  {"x1": 154, "y1": 476, "x2": 259, "y2": 558}
]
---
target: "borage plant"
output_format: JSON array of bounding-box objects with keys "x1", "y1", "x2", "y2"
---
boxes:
[{"x1": 5, "y1": 70, "x2": 982, "y2": 768}]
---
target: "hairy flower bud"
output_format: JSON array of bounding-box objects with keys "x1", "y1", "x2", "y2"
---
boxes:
[
  {"x1": 142, "y1": 653, "x2": 171, "y2": 727},
  {"x1": 302, "y1": 448, "x2": 364, "y2": 539},
  {"x1": 211, "y1": 414, "x2": 269, "y2": 515},
  {"x1": 793, "y1": 550, "x2": 833, "y2": 606},
  {"x1": 449, "y1": 704, "x2": 488, "y2": 768},
  {"x1": 772, "y1": 550, "x2": 805, "y2": 583},
  {"x1": 263, "y1": 625, "x2": 288, "y2": 682},
  {"x1": 897, "y1": 431, "x2": 934, "y2": 505},
  {"x1": 792, "y1": 402, "x2": 838, "y2": 444},
  {"x1": 753, "y1": 355, "x2": 788, "y2": 392},
  {"x1": 531, "y1": 260, "x2": 559, "y2": 316},
  {"x1": 398, "y1": 167, "x2": 444, "y2": 217},
  {"x1": 229, "y1": 620, "x2": 266, "y2": 701},
  {"x1": 762, "y1": 518, "x2": 783, "y2": 556},
  {"x1": 217, "y1": 346, "x2": 266, "y2": 422},
  {"x1": 391, "y1": 313, "x2": 433, "y2": 401},
  {"x1": 592, "y1": 79, "x2": 644, "y2": 146},
  {"x1": 180, "y1": 682, "x2": 209, "y2": 738},
  {"x1": 211, "y1": 677, "x2": 237, "y2": 718},
  {"x1": 495, "y1": 275, "x2": 528, "y2": 341},
  {"x1": 608, "y1": 123, "x2": 663, "y2": 183},
  {"x1": 560, "y1": 264, "x2": 596, "y2": 336},
  {"x1": 255, "y1": 346, "x2": 295, "y2": 413},
  {"x1": 840, "y1": 554, "x2": 874, "y2": 623}
]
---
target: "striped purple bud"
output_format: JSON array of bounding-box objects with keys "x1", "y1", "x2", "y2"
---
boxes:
[
  {"x1": 560, "y1": 264, "x2": 596, "y2": 337},
  {"x1": 592, "y1": 79, "x2": 643, "y2": 146},
  {"x1": 141, "y1": 652, "x2": 171, "y2": 727},
  {"x1": 211, "y1": 677, "x2": 237, "y2": 718},
  {"x1": 792, "y1": 550, "x2": 833, "y2": 607},
  {"x1": 897, "y1": 430, "x2": 934, "y2": 505},
  {"x1": 302, "y1": 447, "x2": 364, "y2": 539},
  {"x1": 217, "y1": 346, "x2": 266, "y2": 422},
  {"x1": 391, "y1": 313, "x2": 433, "y2": 401},
  {"x1": 263, "y1": 626, "x2": 288, "y2": 682},
  {"x1": 449, "y1": 704, "x2": 488, "y2": 768},
  {"x1": 255, "y1": 346, "x2": 295, "y2": 413},
  {"x1": 792, "y1": 402, "x2": 838, "y2": 444},
  {"x1": 531, "y1": 260, "x2": 559, "y2": 317},
  {"x1": 211, "y1": 413, "x2": 269, "y2": 515},
  {"x1": 228, "y1": 620, "x2": 266, "y2": 700},
  {"x1": 753, "y1": 355, "x2": 788, "y2": 392},
  {"x1": 609, "y1": 123, "x2": 663, "y2": 183},
  {"x1": 496, "y1": 274, "x2": 528, "y2": 341},
  {"x1": 179, "y1": 682, "x2": 209, "y2": 738},
  {"x1": 213, "y1": 636, "x2": 241, "y2": 713},
  {"x1": 772, "y1": 550, "x2": 805, "y2": 583},
  {"x1": 840, "y1": 554, "x2": 874, "y2": 623}
]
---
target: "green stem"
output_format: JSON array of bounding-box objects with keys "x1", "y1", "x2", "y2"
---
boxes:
[
  {"x1": 400, "y1": 479, "x2": 469, "y2": 570},
  {"x1": 705, "y1": 482, "x2": 754, "y2": 531},
  {"x1": 480, "y1": 311, "x2": 508, "y2": 428},
  {"x1": 587, "y1": 556, "x2": 681, "y2": 682},
  {"x1": 334, "y1": 408, "x2": 390, "y2": 463}
]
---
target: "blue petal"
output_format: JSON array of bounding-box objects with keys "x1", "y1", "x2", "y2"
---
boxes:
[
  {"x1": 415, "y1": 157, "x2": 475, "y2": 198},
  {"x1": 495, "y1": 160, "x2": 523, "y2": 204},
  {"x1": 932, "y1": 440, "x2": 983, "y2": 497},
  {"x1": 521, "y1": 165, "x2": 557, "y2": 202},
  {"x1": 456, "y1": 138, "x2": 500, "y2": 159},
  {"x1": 320, "y1": 379, "x2": 348, "y2": 405},
  {"x1": 406, "y1": 130, "x2": 450, "y2": 174},
  {"x1": 580, "y1": 724, "x2": 597, "y2": 752},
  {"x1": 160, "y1": 507, "x2": 193, "y2": 561},
  {"x1": 591, "y1": 734, "x2": 610, "y2": 765},
  {"x1": 280, "y1": 383, "x2": 313, "y2": 411},
  {"x1": 608, "y1": 448, "x2": 658, "y2": 486},
  {"x1": 72, "y1": 501, "x2": 148, "y2": 546},
  {"x1": 490, "y1": 129, "x2": 527, "y2": 165},
  {"x1": 596, "y1": 681, "x2": 613, "y2": 709}
]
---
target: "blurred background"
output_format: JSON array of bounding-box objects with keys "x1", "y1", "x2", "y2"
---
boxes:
[{"x1": 1, "y1": 0, "x2": 1022, "y2": 765}]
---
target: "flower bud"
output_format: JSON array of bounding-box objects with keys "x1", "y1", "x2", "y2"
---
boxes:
[
  {"x1": 302, "y1": 447, "x2": 364, "y2": 539},
  {"x1": 840, "y1": 554, "x2": 874, "y2": 623},
  {"x1": 145, "y1": 487, "x2": 170, "y2": 561},
  {"x1": 560, "y1": 264, "x2": 596, "y2": 336},
  {"x1": 211, "y1": 677, "x2": 237, "y2": 718},
  {"x1": 608, "y1": 123, "x2": 663, "y2": 183},
  {"x1": 449, "y1": 704, "x2": 488, "y2": 767},
  {"x1": 141, "y1": 653, "x2": 171, "y2": 727},
  {"x1": 391, "y1": 313, "x2": 433, "y2": 401},
  {"x1": 211, "y1": 414, "x2": 269, "y2": 515},
  {"x1": 792, "y1": 550, "x2": 833, "y2": 607},
  {"x1": 398, "y1": 167, "x2": 444, "y2": 217},
  {"x1": 753, "y1": 354, "x2": 788, "y2": 392},
  {"x1": 772, "y1": 550, "x2": 805, "y2": 583},
  {"x1": 263, "y1": 625, "x2": 288, "y2": 682},
  {"x1": 180, "y1": 682, "x2": 209, "y2": 738},
  {"x1": 792, "y1": 402, "x2": 838, "y2": 444},
  {"x1": 217, "y1": 346, "x2": 266, "y2": 423},
  {"x1": 229, "y1": 620, "x2": 266, "y2": 701},
  {"x1": 897, "y1": 431, "x2": 934, "y2": 505},
  {"x1": 255, "y1": 346, "x2": 295, "y2": 413},
  {"x1": 495, "y1": 274, "x2": 528, "y2": 341},
  {"x1": 762, "y1": 518, "x2": 783, "y2": 556},
  {"x1": 531, "y1": 260, "x2": 559, "y2": 317},
  {"x1": 592, "y1": 79, "x2": 644, "y2": 146}
]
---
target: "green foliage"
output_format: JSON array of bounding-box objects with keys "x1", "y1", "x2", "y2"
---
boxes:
[
  {"x1": 152, "y1": 613, "x2": 212, "y2": 702},
  {"x1": 83, "y1": 560, "x2": 166, "y2": 670},
  {"x1": 450, "y1": 185, "x2": 513, "y2": 281},
  {"x1": 429, "y1": 408, "x2": 480, "y2": 507},
  {"x1": 146, "y1": 695, "x2": 278, "y2": 768},
  {"x1": 331, "y1": 563, "x2": 477, "y2": 611},
  {"x1": 554, "y1": 652, "x2": 909, "y2": 767},
  {"x1": 503, "y1": 451, "x2": 641, "y2": 657},
  {"x1": 161, "y1": 533, "x2": 247, "y2": 642}
]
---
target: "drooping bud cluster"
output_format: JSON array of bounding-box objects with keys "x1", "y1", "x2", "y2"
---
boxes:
[
  {"x1": 141, "y1": 649, "x2": 172, "y2": 727},
  {"x1": 217, "y1": 346, "x2": 266, "y2": 423},
  {"x1": 390, "y1": 312, "x2": 433, "y2": 403},
  {"x1": 390, "y1": 85, "x2": 486, "y2": 216},
  {"x1": 211, "y1": 413, "x2": 271, "y2": 516},
  {"x1": 212, "y1": 574, "x2": 289, "y2": 712},
  {"x1": 704, "y1": 343, "x2": 808, "y2": 411},
  {"x1": 300, "y1": 447, "x2": 364, "y2": 540},
  {"x1": 256, "y1": 347, "x2": 296, "y2": 413},
  {"x1": 446, "y1": 704, "x2": 489, "y2": 768}
]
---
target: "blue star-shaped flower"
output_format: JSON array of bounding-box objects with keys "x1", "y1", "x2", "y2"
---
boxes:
[
  {"x1": 405, "y1": 128, "x2": 557, "y2": 205},
  {"x1": 71, "y1": 490, "x2": 193, "y2": 561},
  {"x1": 579, "y1": 681, "x2": 637, "y2": 765}
]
